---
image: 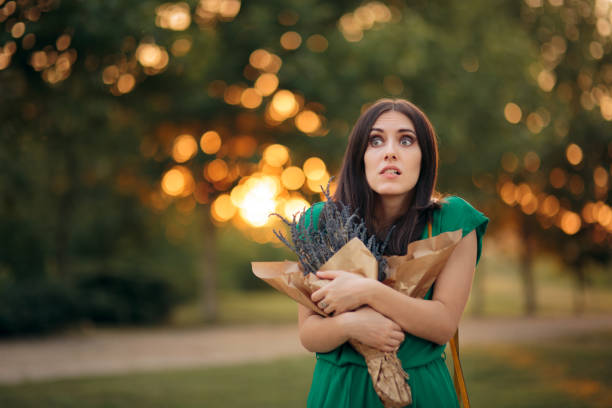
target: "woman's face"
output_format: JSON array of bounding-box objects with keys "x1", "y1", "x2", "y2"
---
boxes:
[{"x1": 363, "y1": 110, "x2": 422, "y2": 202}]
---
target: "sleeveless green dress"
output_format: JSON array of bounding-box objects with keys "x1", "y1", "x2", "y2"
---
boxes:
[{"x1": 303, "y1": 196, "x2": 488, "y2": 408}]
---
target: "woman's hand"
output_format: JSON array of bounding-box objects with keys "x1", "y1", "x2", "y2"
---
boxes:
[
  {"x1": 342, "y1": 307, "x2": 405, "y2": 352},
  {"x1": 311, "y1": 270, "x2": 373, "y2": 315}
]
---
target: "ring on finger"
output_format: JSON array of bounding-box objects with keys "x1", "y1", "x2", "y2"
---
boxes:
[{"x1": 319, "y1": 301, "x2": 328, "y2": 309}]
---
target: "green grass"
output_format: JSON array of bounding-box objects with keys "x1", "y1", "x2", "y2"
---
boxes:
[
  {"x1": 462, "y1": 332, "x2": 612, "y2": 408},
  {"x1": 0, "y1": 357, "x2": 316, "y2": 408},
  {"x1": 168, "y1": 252, "x2": 612, "y2": 328},
  {"x1": 1, "y1": 331, "x2": 611, "y2": 408},
  {"x1": 171, "y1": 291, "x2": 299, "y2": 326},
  {"x1": 465, "y1": 252, "x2": 612, "y2": 317}
]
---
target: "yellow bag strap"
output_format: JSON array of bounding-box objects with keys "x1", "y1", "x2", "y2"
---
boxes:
[{"x1": 428, "y1": 220, "x2": 470, "y2": 408}]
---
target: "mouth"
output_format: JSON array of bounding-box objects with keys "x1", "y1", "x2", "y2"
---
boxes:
[{"x1": 380, "y1": 166, "x2": 401, "y2": 175}]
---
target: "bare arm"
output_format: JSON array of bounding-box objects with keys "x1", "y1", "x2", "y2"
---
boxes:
[
  {"x1": 312, "y1": 231, "x2": 478, "y2": 345},
  {"x1": 298, "y1": 305, "x2": 349, "y2": 353},
  {"x1": 298, "y1": 304, "x2": 405, "y2": 353}
]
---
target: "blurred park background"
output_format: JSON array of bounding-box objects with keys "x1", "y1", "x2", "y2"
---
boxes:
[{"x1": 1, "y1": 0, "x2": 612, "y2": 406}]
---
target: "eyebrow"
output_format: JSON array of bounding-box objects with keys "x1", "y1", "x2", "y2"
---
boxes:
[{"x1": 370, "y1": 127, "x2": 416, "y2": 134}]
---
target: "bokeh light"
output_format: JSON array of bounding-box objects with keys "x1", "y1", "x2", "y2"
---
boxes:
[
  {"x1": 306, "y1": 34, "x2": 328, "y2": 52},
  {"x1": 306, "y1": 170, "x2": 330, "y2": 193},
  {"x1": 200, "y1": 130, "x2": 221, "y2": 154},
  {"x1": 281, "y1": 166, "x2": 305, "y2": 190},
  {"x1": 136, "y1": 43, "x2": 168, "y2": 69},
  {"x1": 537, "y1": 70, "x2": 556, "y2": 92},
  {"x1": 560, "y1": 211, "x2": 581, "y2": 235},
  {"x1": 504, "y1": 103, "x2": 522, "y2": 124},
  {"x1": 196, "y1": 0, "x2": 241, "y2": 24},
  {"x1": 254, "y1": 73, "x2": 279, "y2": 96},
  {"x1": 240, "y1": 88, "x2": 263, "y2": 109},
  {"x1": 271, "y1": 90, "x2": 298, "y2": 117},
  {"x1": 102, "y1": 65, "x2": 119, "y2": 84},
  {"x1": 211, "y1": 194, "x2": 237, "y2": 222},
  {"x1": 295, "y1": 110, "x2": 322, "y2": 134},
  {"x1": 523, "y1": 151, "x2": 540, "y2": 172},
  {"x1": 541, "y1": 195, "x2": 560, "y2": 217},
  {"x1": 263, "y1": 144, "x2": 289, "y2": 167},
  {"x1": 224, "y1": 84, "x2": 243, "y2": 105},
  {"x1": 549, "y1": 168, "x2": 567, "y2": 188},
  {"x1": 117, "y1": 74, "x2": 135, "y2": 94},
  {"x1": 303, "y1": 157, "x2": 326, "y2": 180},
  {"x1": 593, "y1": 166, "x2": 609, "y2": 187},
  {"x1": 283, "y1": 196, "x2": 309, "y2": 219},
  {"x1": 526, "y1": 112, "x2": 544, "y2": 133},
  {"x1": 172, "y1": 134, "x2": 198, "y2": 163},
  {"x1": 161, "y1": 165, "x2": 195, "y2": 197},
  {"x1": 171, "y1": 37, "x2": 192, "y2": 56},
  {"x1": 566, "y1": 143, "x2": 583, "y2": 165},
  {"x1": 11, "y1": 22, "x2": 25, "y2": 38},
  {"x1": 500, "y1": 181, "x2": 516, "y2": 205},
  {"x1": 205, "y1": 159, "x2": 229, "y2": 182},
  {"x1": 56, "y1": 34, "x2": 71, "y2": 51},
  {"x1": 156, "y1": 2, "x2": 191, "y2": 31},
  {"x1": 280, "y1": 31, "x2": 302, "y2": 50},
  {"x1": 238, "y1": 176, "x2": 279, "y2": 227},
  {"x1": 200, "y1": 130, "x2": 222, "y2": 154},
  {"x1": 501, "y1": 152, "x2": 519, "y2": 172}
]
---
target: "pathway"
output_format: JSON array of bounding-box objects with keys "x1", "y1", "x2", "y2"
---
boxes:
[{"x1": 1, "y1": 315, "x2": 612, "y2": 384}]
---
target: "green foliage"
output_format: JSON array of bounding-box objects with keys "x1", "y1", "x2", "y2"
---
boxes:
[
  {"x1": 0, "y1": 266, "x2": 188, "y2": 336},
  {"x1": 216, "y1": 227, "x2": 292, "y2": 291},
  {"x1": 75, "y1": 268, "x2": 179, "y2": 325},
  {"x1": 0, "y1": 279, "x2": 78, "y2": 336}
]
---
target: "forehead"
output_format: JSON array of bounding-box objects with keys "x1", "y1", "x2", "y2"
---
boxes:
[{"x1": 371, "y1": 110, "x2": 415, "y2": 132}]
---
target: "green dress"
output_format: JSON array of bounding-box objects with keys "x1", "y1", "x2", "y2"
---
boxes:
[{"x1": 304, "y1": 196, "x2": 488, "y2": 408}]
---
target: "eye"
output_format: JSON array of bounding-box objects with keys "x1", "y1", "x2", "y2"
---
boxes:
[
  {"x1": 369, "y1": 135, "x2": 384, "y2": 147},
  {"x1": 400, "y1": 135, "x2": 415, "y2": 146}
]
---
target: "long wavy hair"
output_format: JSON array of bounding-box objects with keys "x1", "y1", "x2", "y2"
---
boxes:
[{"x1": 333, "y1": 98, "x2": 441, "y2": 255}]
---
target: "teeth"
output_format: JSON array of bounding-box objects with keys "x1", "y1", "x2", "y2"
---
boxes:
[{"x1": 383, "y1": 169, "x2": 399, "y2": 175}]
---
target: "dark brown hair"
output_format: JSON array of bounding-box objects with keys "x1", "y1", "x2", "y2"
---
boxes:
[{"x1": 333, "y1": 98, "x2": 440, "y2": 255}]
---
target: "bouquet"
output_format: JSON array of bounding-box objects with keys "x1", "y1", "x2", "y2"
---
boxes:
[{"x1": 252, "y1": 185, "x2": 462, "y2": 407}]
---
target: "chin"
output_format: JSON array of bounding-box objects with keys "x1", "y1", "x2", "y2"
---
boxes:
[{"x1": 374, "y1": 188, "x2": 413, "y2": 197}]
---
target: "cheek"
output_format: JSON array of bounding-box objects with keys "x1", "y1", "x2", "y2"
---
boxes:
[{"x1": 406, "y1": 150, "x2": 422, "y2": 179}]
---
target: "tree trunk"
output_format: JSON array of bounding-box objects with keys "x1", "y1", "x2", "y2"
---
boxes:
[
  {"x1": 572, "y1": 265, "x2": 586, "y2": 315},
  {"x1": 200, "y1": 210, "x2": 219, "y2": 323},
  {"x1": 55, "y1": 150, "x2": 77, "y2": 277},
  {"x1": 520, "y1": 220, "x2": 536, "y2": 316}
]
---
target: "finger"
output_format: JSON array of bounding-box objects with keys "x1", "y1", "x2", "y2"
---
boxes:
[
  {"x1": 389, "y1": 331, "x2": 405, "y2": 342},
  {"x1": 388, "y1": 337, "x2": 402, "y2": 348},
  {"x1": 316, "y1": 270, "x2": 340, "y2": 280},
  {"x1": 382, "y1": 344, "x2": 395, "y2": 353},
  {"x1": 311, "y1": 288, "x2": 325, "y2": 303},
  {"x1": 390, "y1": 322, "x2": 402, "y2": 331}
]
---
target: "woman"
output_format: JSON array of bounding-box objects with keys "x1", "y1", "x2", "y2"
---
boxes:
[{"x1": 298, "y1": 99, "x2": 488, "y2": 407}]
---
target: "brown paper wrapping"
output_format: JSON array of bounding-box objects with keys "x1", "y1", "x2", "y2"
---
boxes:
[{"x1": 251, "y1": 230, "x2": 462, "y2": 408}]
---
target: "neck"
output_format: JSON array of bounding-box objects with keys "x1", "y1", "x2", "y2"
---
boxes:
[{"x1": 374, "y1": 192, "x2": 414, "y2": 228}]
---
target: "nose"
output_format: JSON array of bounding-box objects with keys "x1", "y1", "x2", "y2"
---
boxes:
[{"x1": 384, "y1": 146, "x2": 398, "y2": 160}]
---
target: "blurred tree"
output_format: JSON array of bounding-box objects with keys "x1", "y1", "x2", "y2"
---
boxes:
[
  {"x1": 1, "y1": 0, "x2": 610, "y2": 333},
  {"x1": 495, "y1": 1, "x2": 612, "y2": 314}
]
